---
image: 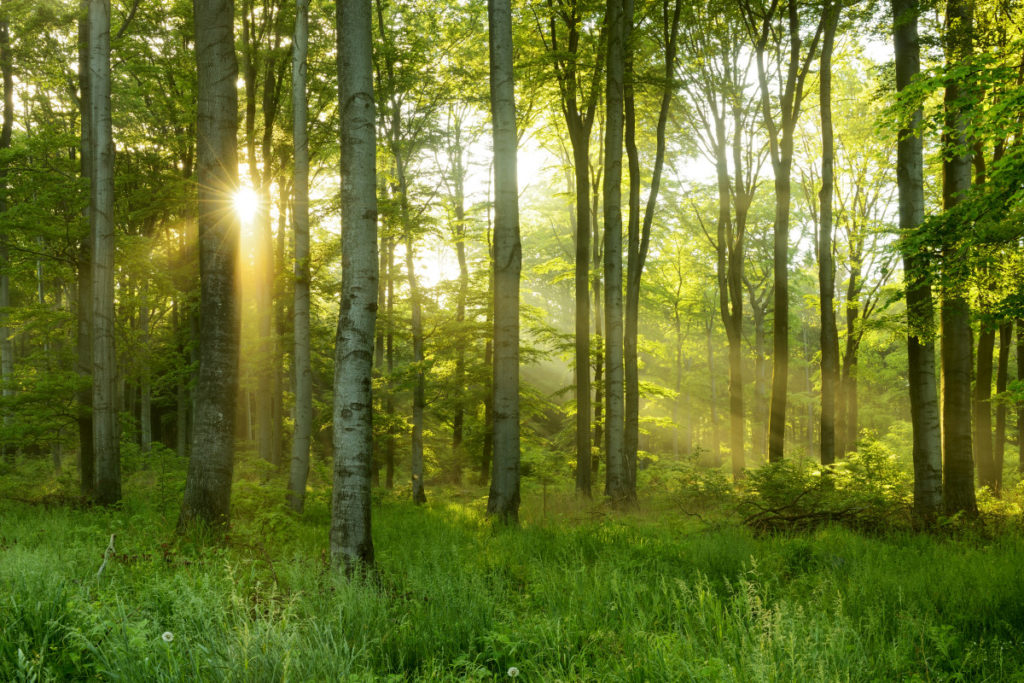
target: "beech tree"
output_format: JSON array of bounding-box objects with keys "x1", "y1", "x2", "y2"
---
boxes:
[
  {"x1": 486, "y1": 0, "x2": 522, "y2": 523},
  {"x1": 331, "y1": 0, "x2": 378, "y2": 568},
  {"x1": 88, "y1": 0, "x2": 118, "y2": 504},
  {"x1": 179, "y1": 0, "x2": 241, "y2": 529}
]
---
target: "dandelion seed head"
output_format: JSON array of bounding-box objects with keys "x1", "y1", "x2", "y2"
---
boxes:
[{"x1": 162, "y1": 631, "x2": 174, "y2": 643}]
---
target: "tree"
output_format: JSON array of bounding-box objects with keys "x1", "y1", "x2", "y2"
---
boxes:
[
  {"x1": 602, "y1": 0, "x2": 628, "y2": 502},
  {"x1": 892, "y1": 0, "x2": 942, "y2": 518},
  {"x1": 288, "y1": 0, "x2": 312, "y2": 513},
  {"x1": 486, "y1": 0, "x2": 522, "y2": 524},
  {"x1": 816, "y1": 0, "x2": 840, "y2": 467},
  {"x1": 88, "y1": 0, "x2": 119, "y2": 504},
  {"x1": 535, "y1": 0, "x2": 603, "y2": 497},
  {"x1": 742, "y1": 0, "x2": 823, "y2": 462},
  {"x1": 178, "y1": 0, "x2": 241, "y2": 529},
  {"x1": 0, "y1": 9, "x2": 13, "y2": 465},
  {"x1": 331, "y1": 0, "x2": 378, "y2": 568},
  {"x1": 623, "y1": 0, "x2": 682, "y2": 487},
  {"x1": 940, "y1": 0, "x2": 977, "y2": 517}
]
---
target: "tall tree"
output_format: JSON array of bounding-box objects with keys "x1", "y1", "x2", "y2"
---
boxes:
[
  {"x1": 486, "y1": 0, "x2": 521, "y2": 523},
  {"x1": 0, "y1": 10, "x2": 13, "y2": 465},
  {"x1": 940, "y1": 0, "x2": 977, "y2": 517},
  {"x1": 538, "y1": 0, "x2": 602, "y2": 498},
  {"x1": 892, "y1": 0, "x2": 942, "y2": 518},
  {"x1": 331, "y1": 0, "x2": 378, "y2": 568},
  {"x1": 623, "y1": 0, "x2": 682, "y2": 487},
  {"x1": 817, "y1": 0, "x2": 840, "y2": 466},
  {"x1": 288, "y1": 0, "x2": 312, "y2": 513},
  {"x1": 76, "y1": 0, "x2": 95, "y2": 496},
  {"x1": 178, "y1": 0, "x2": 241, "y2": 529},
  {"x1": 89, "y1": 0, "x2": 119, "y2": 504},
  {"x1": 742, "y1": 0, "x2": 823, "y2": 462},
  {"x1": 602, "y1": 0, "x2": 628, "y2": 502}
]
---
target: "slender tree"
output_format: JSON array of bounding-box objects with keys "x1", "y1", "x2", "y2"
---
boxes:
[
  {"x1": 89, "y1": 0, "x2": 119, "y2": 504},
  {"x1": 486, "y1": 0, "x2": 522, "y2": 523},
  {"x1": 331, "y1": 0, "x2": 378, "y2": 568},
  {"x1": 0, "y1": 11, "x2": 13, "y2": 465},
  {"x1": 892, "y1": 0, "x2": 942, "y2": 518},
  {"x1": 940, "y1": 0, "x2": 977, "y2": 517},
  {"x1": 76, "y1": 0, "x2": 95, "y2": 495},
  {"x1": 817, "y1": 0, "x2": 840, "y2": 466},
  {"x1": 288, "y1": 0, "x2": 312, "y2": 513},
  {"x1": 624, "y1": 0, "x2": 682, "y2": 488},
  {"x1": 603, "y1": 0, "x2": 628, "y2": 502},
  {"x1": 179, "y1": 0, "x2": 241, "y2": 529},
  {"x1": 993, "y1": 321, "x2": 1011, "y2": 494},
  {"x1": 742, "y1": 0, "x2": 823, "y2": 462}
]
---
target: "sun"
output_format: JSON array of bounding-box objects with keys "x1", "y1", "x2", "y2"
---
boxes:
[{"x1": 234, "y1": 186, "x2": 260, "y2": 226}]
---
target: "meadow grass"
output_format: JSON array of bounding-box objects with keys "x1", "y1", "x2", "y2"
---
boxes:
[{"x1": 3, "y1": 458, "x2": 1024, "y2": 681}]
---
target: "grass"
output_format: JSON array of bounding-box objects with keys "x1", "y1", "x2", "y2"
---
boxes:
[{"x1": 3, "y1": 455, "x2": 1024, "y2": 681}]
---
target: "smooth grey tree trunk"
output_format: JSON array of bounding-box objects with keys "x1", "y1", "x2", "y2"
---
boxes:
[
  {"x1": 331, "y1": 0, "x2": 377, "y2": 569},
  {"x1": 89, "y1": 0, "x2": 120, "y2": 504},
  {"x1": 76, "y1": 1, "x2": 95, "y2": 495},
  {"x1": 139, "y1": 281, "x2": 151, "y2": 453},
  {"x1": 178, "y1": 0, "x2": 241, "y2": 529},
  {"x1": 486, "y1": 0, "x2": 521, "y2": 524},
  {"x1": 940, "y1": 0, "x2": 976, "y2": 517},
  {"x1": 602, "y1": 0, "x2": 628, "y2": 503},
  {"x1": 892, "y1": 0, "x2": 942, "y2": 518},
  {"x1": 818, "y1": 0, "x2": 840, "y2": 467},
  {"x1": 288, "y1": 0, "x2": 312, "y2": 513}
]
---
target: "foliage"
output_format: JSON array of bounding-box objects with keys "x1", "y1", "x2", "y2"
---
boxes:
[
  {"x1": 738, "y1": 438, "x2": 913, "y2": 534},
  {"x1": 5, "y1": 474, "x2": 1024, "y2": 680}
]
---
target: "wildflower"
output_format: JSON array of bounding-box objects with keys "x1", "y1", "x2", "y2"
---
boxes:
[
  {"x1": 162, "y1": 631, "x2": 174, "y2": 643},
  {"x1": 507, "y1": 667, "x2": 519, "y2": 678}
]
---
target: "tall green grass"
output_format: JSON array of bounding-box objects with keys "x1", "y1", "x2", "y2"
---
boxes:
[{"x1": 2, "y1": 470, "x2": 1024, "y2": 680}]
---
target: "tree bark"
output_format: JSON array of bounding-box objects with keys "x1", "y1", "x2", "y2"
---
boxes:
[
  {"x1": 0, "y1": 14, "x2": 14, "y2": 465},
  {"x1": 818, "y1": 0, "x2": 840, "y2": 467},
  {"x1": 892, "y1": 0, "x2": 942, "y2": 519},
  {"x1": 747, "y1": 0, "x2": 822, "y2": 463},
  {"x1": 331, "y1": 0, "x2": 378, "y2": 570},
  {"x1": 179, "y1": 0, "x2": 241, "y2": 529},
  {"x1": 993, "y1": 321, "x2": 1010, "y2": 494},
  {"x1": 974, "y1": 325, "x2": 995, "y2": 489},
  {"x1": 405, "y1": 234, "x2": 427, "y2": 505},
  {"x1": 89, "y1": 0, "x2": 120, "y2": 504},
  {"x1": 940, "y1": 0, "x2": 976, "y2": 517},
  {"x1": 486, "y1": 0, "x2": 521, "y2": 524},
  {"x1": 288, "y1": 0, "x2": 312, "y2": 513},
  {"x1": 602, "y1": 0, "x2": 628, "y2": 503}
]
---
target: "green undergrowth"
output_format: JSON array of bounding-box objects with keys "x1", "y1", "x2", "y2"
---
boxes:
[{"x1": 3, "y1": 464, "x2": 1024, "y2": 680}]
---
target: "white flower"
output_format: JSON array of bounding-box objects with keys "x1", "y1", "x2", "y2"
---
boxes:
[
  {"x1": 507, "y1": 667, "x2": 519, "y2": 678},
  {"x1": 161, "y1": 631, "x2": 174, "y2": 643}
]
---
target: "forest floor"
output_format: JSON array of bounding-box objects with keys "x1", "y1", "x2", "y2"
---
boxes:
[{"x1": 3, "y1": 452, "x2": 1024, "y2": 681}]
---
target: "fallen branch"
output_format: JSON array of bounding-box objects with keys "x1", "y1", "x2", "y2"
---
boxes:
[{"x1": 96, "y1": 534, "x2": 116, "y2": 579}]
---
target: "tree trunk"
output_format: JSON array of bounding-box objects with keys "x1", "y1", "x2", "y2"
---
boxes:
[
  {"x1": 331, "y1": 0, "x2": 377, "y2": 570},
  {"x1": 939, "y1": 0, "x2": 976, "y2": 517},
  {"x1": 1018, "y1": 318, "x2": 1023, "y2": 475},
  {"x1": 486, "y1": 0, "x2": 522, "y2": 524},
  {"x1": 405, "y1": 235, "x2": 427, "y2": 505},
  {"x1": 974, "y1": 325, "x2": 995, "y2": 489},
  {"x1": 892, "y1": 0, "x2": 942, "y2": 519},
  {"x1": 817, "y1": 0, "x2": 840, "y2": 467},
  {"x1": 89, "y1": 0, "x2": 119, "y2": 504},
  {"x1": 994, "y1": 321, "x2": 1010, "y2": 494},
  {"x1": 139, "y1": 281, "x2": 151, "y2": 453},
  {"x1": 574, "y1": 141, "x2": 592, "y2": 496},
  {"x1": 178, "y1": 0, "x2": 241, "y2": 529},
  {"x1": 603, "y1": 0, "x2": 628, "y2": 503},
  {"x1": 451, "y1": 121, "x2": 469, "y2": 484},
  {"x1": 288, "y1": 0, "x2": 312, "y2": 512},
  {"x1": 0, "y1": 14, "x2": 13, "y2": 465}
]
